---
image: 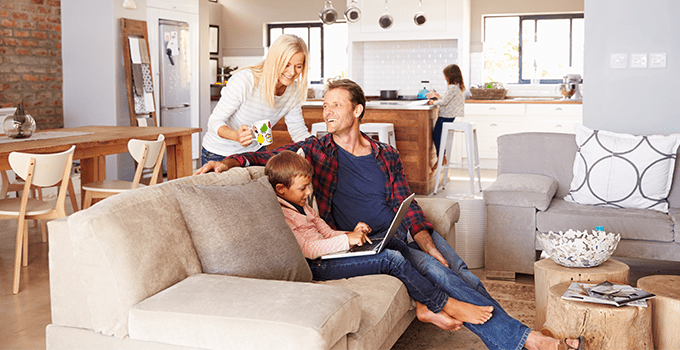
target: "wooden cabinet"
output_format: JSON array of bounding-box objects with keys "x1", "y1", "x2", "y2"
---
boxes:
[{"x1": 456, "y1": 102, "x2": 583, "y2": 169}]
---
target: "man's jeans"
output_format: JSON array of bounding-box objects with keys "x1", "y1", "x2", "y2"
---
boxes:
[{"x1": 407, "y1": 231, "x2": 532, "y2": 350}]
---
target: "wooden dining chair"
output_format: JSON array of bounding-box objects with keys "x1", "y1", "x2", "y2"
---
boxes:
[
  {"x1": 1, "y1": 170, "x2": 80, "y2": 242},
  {"x1": 0, "y1": 145, "x2": 76, "y2": 294},
  {"x1": 81, "y1": 134, "x2": 165, "y2": 209}
]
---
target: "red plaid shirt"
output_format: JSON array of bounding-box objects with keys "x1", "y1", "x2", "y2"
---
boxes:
[{"x1": 229, "y1": 134, "x2": 434, "y2": 235}]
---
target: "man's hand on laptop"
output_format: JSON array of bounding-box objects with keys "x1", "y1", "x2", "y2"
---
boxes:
[{"x1": 347, "y1": 222, "x2": 372, "y2": 247}]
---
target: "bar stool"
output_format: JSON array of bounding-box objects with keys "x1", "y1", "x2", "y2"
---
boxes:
[
  {"x1": 359, "y1": 123, "x2": 397, "y2": 149},
  {"x1": 310, "y1": 122, "x2": 328, "y2": 138},
  {"x1": 434, "y1": 121, "x2": 482, "y2": 194}
]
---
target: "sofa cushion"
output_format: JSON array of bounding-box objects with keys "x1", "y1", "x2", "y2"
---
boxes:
[
  {"x1": 175, "y1": 176, "x2": 312, "y2": 282},
  {"x1": 65, "y1": 169, "x2": 263, "y2": 338},
  {"x1": 565, "y1": 125, "x2": 680, "y2": 213},
  {"x1": 67, "y1": 180, "x2": 204, "y2": 338},
  {"x1": 129, "y1": 274, "x2": 361, "y2": 350},
  {"x1": 484, "y1": 173, "x2": 558, "y2": 211},
  {"x1": 537, "y1": 198, "x2": 674, "y2": 242},
  {"x1": 317, "y1": 274, "x2": 414, "y2": 350}
]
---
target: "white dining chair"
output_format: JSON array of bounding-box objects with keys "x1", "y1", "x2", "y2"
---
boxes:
[
  {"x1": 0, "y1": 145, "x2": 75, "y2": 294},
  {"x1": 1, "y1": 170, "x2": 80, "y2": 242},
  {"x1": 81, "y1": 134, "x2": 165, "y2": 209}
]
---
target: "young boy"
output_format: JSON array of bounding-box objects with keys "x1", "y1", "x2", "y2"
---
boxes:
[{"x1": 265, "y1": 150, "x2": 494, "y2": 331}]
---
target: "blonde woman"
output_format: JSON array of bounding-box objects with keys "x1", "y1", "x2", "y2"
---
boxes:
[{"x1": 202, "y1": 34, "x2": 312, "y2": 163}]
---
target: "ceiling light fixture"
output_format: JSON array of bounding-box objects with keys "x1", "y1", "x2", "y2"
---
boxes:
[
  {"x1": 345, "y1": 0, "x2": 361, "y2": 23},
  {"x1": 379, "y1": 0, "x2": 393, "y2": 29},
  {"x1": 319, "y1": 1, "x2": 338, "y2": 25},
  {"x1": 414, "y1": 0, "x2": 426, "y2": 26}
]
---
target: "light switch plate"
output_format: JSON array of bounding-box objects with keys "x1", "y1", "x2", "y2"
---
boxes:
[
  {"x1": 610, "y1": 53, "x2": 627, "y2": 69},
  {"x1": 650, "y1": 53, "x2": 667, "y2": 68},
  {"x1": 631, "y1": 53, "x2": 647, "y2": 69}
]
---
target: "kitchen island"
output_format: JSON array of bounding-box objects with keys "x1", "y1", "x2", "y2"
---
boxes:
[{"x1": 271, "y1": 101, "x2": 439, "y2": 195}]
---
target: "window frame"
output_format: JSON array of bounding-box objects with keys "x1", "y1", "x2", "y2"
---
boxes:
[
  {"x1": 484, "y1": 13, "x2": 584, "y2": 84},
  {"x1": 267, "y1": 22, "x2": 325, "y2": 84}
]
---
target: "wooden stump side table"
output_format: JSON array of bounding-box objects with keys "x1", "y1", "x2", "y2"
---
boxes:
[
  {"x1": 542, "y1": 281, "x2": 653, "y2": 350},
  {"x1": 637, "y1": 275, "x2": 680, "y2": 350},
  {"x1": 534, "y1": 258, "x2": 630, "y2": 329}
]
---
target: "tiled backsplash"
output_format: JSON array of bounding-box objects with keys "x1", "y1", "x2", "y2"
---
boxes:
[{"x1": 359, "y1": 40, "x2": 458, "y2": 97}]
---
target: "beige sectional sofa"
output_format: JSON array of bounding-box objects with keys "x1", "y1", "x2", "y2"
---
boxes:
[
  {"x1": 483, "y1": 132, "x2": 680, "y2": 279},
  {"x1": 47, "y1": 167, "x2": 460, "y2": 350}
]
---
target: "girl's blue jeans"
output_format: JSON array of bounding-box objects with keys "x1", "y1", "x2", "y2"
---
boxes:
[{"x1": 433, "y1": 116, "x2": 455, "y2": 156}]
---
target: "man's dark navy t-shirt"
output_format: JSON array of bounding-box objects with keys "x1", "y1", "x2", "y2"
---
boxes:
[{"x1": 331, "y1": 145, "x2": 394, "y2": 236}]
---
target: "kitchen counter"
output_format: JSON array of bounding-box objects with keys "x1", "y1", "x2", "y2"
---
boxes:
[{"x1": 466, "y1": 98, "x2": 582, "y2": 104}]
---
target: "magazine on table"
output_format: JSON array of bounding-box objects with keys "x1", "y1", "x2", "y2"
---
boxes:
[{"x1": 561, "y1": 281, "x2": 655, "y2": 307}]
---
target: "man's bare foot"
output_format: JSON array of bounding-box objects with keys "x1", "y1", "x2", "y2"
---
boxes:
[
  {"x1": 442, "y1": 298, "x2": 494, "y2": 324},
  {"x1": 524, "y1": 330, "x2": 581, "y2": 350},
  {"x1": 416, "y1": 301, "x2": 463, "y2": 331}
]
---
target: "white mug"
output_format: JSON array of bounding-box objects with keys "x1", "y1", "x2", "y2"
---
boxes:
[{"x1": 252, "y1": 119, "x2": 273, "y2": 147}]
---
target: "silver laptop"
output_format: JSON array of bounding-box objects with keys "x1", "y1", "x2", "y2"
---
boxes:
[{"x1": 320, "y1": 193, "x2": 416, "y2": 260}]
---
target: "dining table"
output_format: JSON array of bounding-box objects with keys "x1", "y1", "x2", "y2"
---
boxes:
[{"x1": 0, "y1": 125, "x2": 202, "y2": 203}]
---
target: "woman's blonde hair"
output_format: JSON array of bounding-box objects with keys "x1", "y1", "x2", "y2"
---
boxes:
[{"x1": 244, "y1": 34, "x2": 309, "y2": 109}]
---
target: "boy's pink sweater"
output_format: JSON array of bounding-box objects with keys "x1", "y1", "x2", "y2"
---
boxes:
[{"x1": 278, "y1": 197, "x2": 350, "y2": 259}]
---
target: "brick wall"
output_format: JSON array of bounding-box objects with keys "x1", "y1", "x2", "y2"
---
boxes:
[{"x1": 0, "y1": 0, "x2": 62, "y2": 130}]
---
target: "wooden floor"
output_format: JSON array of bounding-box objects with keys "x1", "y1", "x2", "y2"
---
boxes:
[{"x1": 2, "y1": 169, "x2": 680, "y2": 349}]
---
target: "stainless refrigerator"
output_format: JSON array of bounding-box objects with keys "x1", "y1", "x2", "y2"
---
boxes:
[{"x1": 158, "y1": 19, "x2": 191, "y2": 130}]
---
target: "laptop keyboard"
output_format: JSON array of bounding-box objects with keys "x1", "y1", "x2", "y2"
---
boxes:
[{"x1": 350, "y1": 238, "x2": 383, "y2": 252}]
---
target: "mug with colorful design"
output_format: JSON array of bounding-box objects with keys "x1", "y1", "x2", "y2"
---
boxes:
[{"x1": 252, "y1": 119, "x2": 273, "y2": 147}]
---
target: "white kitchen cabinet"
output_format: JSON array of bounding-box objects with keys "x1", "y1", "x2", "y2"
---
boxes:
[{"x1": 444, "y1": 102, "x2": 583, "y2": 169}]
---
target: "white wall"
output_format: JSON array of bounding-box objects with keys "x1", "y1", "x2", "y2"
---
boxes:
[
  {"x1": 62, "y1": 0, "x2": 144, "y2": 180},
  {"x1": 348, "y1": 0, "x2": 470, "y2": 96},
  {"x1": 62, "y1": 0, "x2": 208, "y2": 180},
  {"x1": 584, "y1": 0, "x2": 680, "y2": 135}
]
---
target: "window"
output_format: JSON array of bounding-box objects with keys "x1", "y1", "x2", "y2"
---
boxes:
[
  {"x1": 268, "y1": 22, "x2": 348, "y2": 84},
  {"x1": 483, "y1": 13, "x2": 584, "y2": 84}
]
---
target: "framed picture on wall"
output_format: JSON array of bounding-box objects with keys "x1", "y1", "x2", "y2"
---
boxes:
[{"x1": 209, "y1": 25, "x2": 219, "y2": 55}]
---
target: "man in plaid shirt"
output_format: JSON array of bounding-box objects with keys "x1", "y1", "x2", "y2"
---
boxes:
[{"x1": 194, "y1": 79, "x2": 583, "y2": 350}]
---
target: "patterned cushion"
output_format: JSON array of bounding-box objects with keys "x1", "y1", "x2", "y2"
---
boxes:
[{"x1": 565, "y1": 125, "x2": 680, "y2": 212}]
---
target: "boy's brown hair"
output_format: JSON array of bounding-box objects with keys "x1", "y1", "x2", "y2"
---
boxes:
[{"x1": 265, "y1": 150, "x2": 313, "y2": 189}]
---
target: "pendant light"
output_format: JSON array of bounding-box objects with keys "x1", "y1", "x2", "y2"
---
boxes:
[
  {"x1": 379, "y1": 0, "x2": 393, "y2": 29},
  {"x1": 319, "y1": 0, "x2": 338, "y2": 25},
  {"x1": 414, "y1": 0, "x2": 427, "y2": 26},
  {"x1": 345, "y1": 0, "x2": 361, "y2": 23}
]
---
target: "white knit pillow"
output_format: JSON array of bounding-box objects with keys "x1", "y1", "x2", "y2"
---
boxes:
[{"x1": 565, "y1": 125, "x2": 680, "y2": 212}]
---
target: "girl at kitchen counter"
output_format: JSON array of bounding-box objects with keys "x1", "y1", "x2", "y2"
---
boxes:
[
  {"x1": 201, "y1": 34, "x2": 312, "y2": 164},
  {"x1": 266, "y1": 150, "x2": 495, "y2": 332},
  {"x1": 427, "y1": 64, "x2": 466, "y2": 160}
]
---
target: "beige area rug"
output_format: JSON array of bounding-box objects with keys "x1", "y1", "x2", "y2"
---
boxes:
[{"x1": 392, "y1": 278, "x2": 536, "y2": 350}]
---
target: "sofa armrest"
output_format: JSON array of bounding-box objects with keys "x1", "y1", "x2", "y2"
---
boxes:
[
  {"x1": 418, "y1": 198, "x2": 460, "y2": 241},
  {"x1": 483, "y1": 173, "x2": 558, "y2": 211}
]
